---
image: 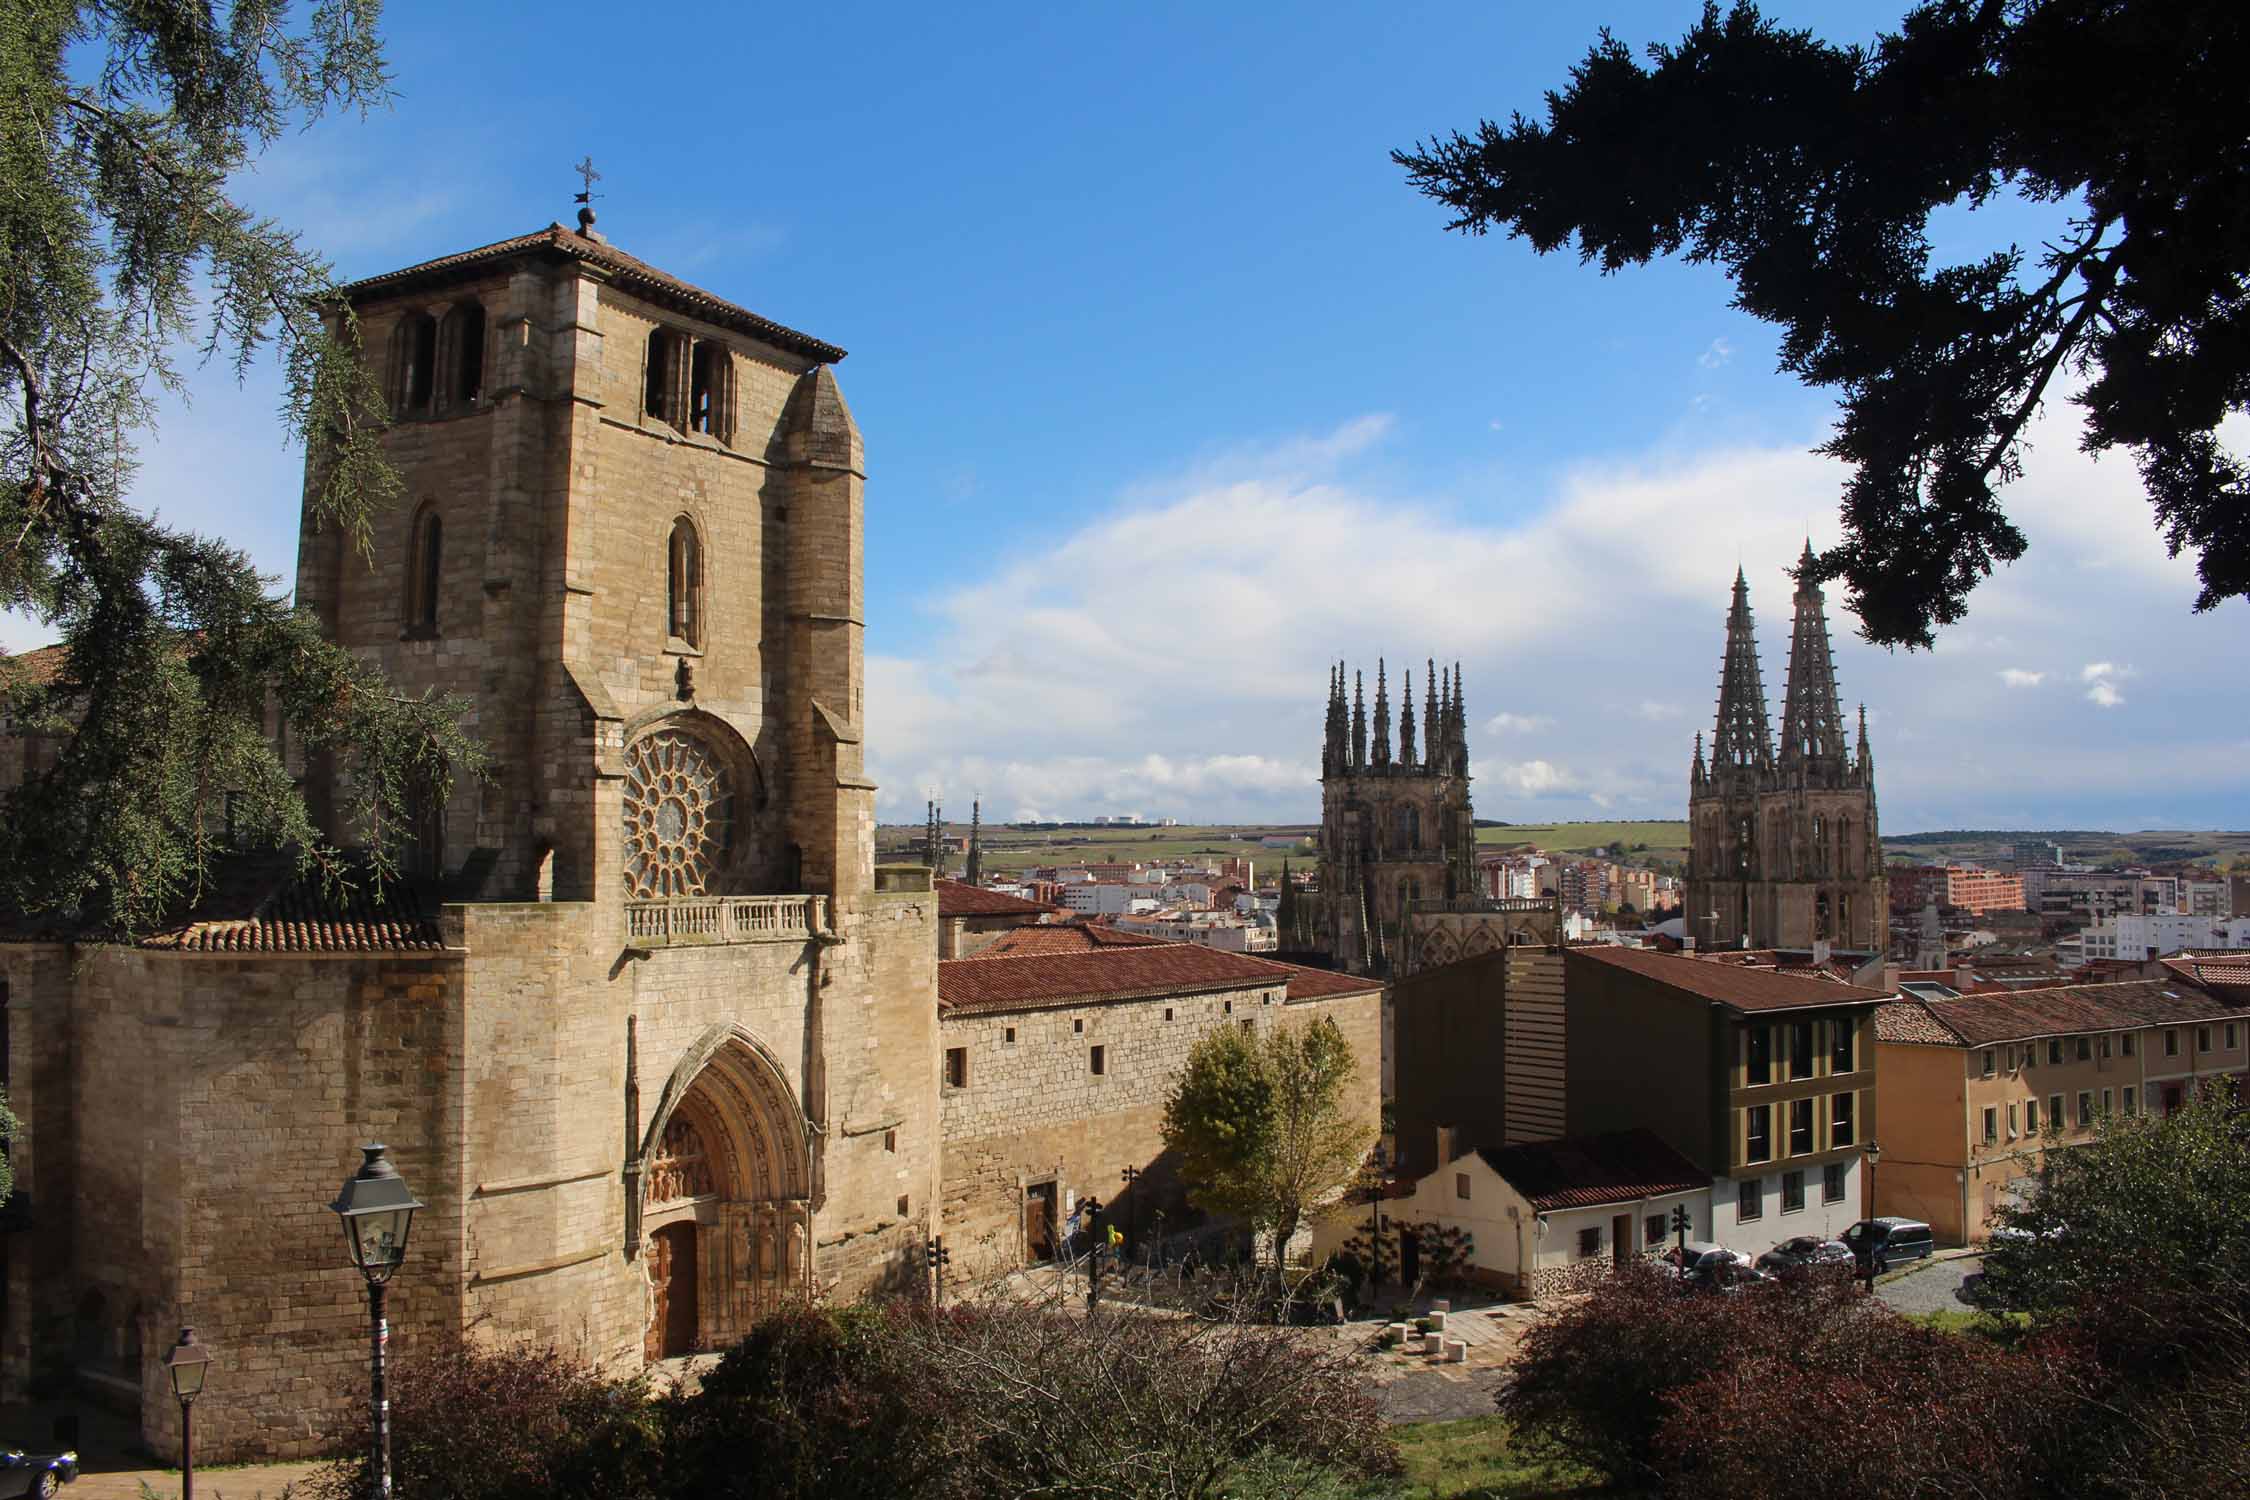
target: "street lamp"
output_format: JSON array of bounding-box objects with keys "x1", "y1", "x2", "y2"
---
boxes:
[
  {"x1": 1120, "y1": 1165, "x2": 1140, "y2": 1257},
  {"x1": 1081, "y1": 1196, "x2": 1104, "y2": 1308},
  {"x1": 163, "y1": 1327, "x2": 212, "y2": 1500},
  {"x1": 1860, "y1": 1140, "x2": 1884, "y2": 1293},
  {"x1": 1364, "y1": 1144, "x2": 1393, "y2": 1293},
  {"x1": 331, "y1": 1144, "x2": 423, "y2": 1500}
]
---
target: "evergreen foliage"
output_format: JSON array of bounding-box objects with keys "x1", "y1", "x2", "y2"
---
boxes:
[
  {"x1": 1160, "y1": 1016, "x2": 1372, "y2": 1264},
  {"x1": 1397, "y1": 0, "x2": 2250, "y2": 648},
  {"x1": 0, "y1": 0, "x2": 482, "y2": 938}
]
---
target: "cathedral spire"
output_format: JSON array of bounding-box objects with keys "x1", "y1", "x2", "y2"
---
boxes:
[
  {"x1": 1856, "y1": 703, "x2": 1873, "y2": 776},
  {"x1": 965, "y1": 798, "x2": 983, "y2": 886},
  {"x1": 1424, "y1": 658, "x2": 1438, "y2": 768},
  {"x1": 1351, "y1": 671, "x2": 1367, "y2": 770},
  {"x1": 1323, "y1": 664, "x2": 1346, "y2": 777},
  {"x1": 1711, "y1": 568, "x2": 1775, "y2": 779},
  {"x1": 1372, "y1": 659, "x2": 1392, "y2": 768},
  {"x1": 1399, "y1": 668, "x2": 1418, "y2": 765},
  {"x1": 1692, "y1": 730, "x2": 1707, "y2": 790},
  {"x1": 1778, "y1": 543, "x2": 1848, "y2": 779},
  {"x1": 1451, "y1": 662, "x2": 1468, "y2": 770}
]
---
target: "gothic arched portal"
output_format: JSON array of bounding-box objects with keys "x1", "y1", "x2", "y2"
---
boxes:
[{"x1": 635, "y1": 1026, "x2": 813, "y2": 1358}]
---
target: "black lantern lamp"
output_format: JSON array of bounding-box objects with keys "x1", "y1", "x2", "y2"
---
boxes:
[
  {"x1": 332, "y1": 1144, "x2": 423, "y2": 1283},
  {"x1": 164, "y1": 1327, "x2": 213, "y2": 1500}
]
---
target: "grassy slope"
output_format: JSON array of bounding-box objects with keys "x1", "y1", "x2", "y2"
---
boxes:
[{"x1": 1385, "y1": 1416, "x2": 1606, "y2": 1499}]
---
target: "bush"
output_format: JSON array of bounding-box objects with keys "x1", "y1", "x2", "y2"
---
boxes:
[
  {"x1": 305, "y1": 1335, "x2": 659, "y2": 1500},
  {"x1": 1499, "y1": 1267, "x2": 2083, "y2": 1497}
]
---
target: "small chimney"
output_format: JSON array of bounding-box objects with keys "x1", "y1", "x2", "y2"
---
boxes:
[{"x1": 1435, "y1": 1124, "x2": 1457, "y2": 1166}]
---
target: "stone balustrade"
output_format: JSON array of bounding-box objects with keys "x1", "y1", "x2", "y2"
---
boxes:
[{"x1": 625, "y1": 894, "x2": 828, "y2": 947}]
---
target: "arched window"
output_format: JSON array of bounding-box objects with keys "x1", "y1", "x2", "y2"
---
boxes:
[
  {"x1": 1812, "y1": 813, "x2": 1828, "y2": 875},
  {"x1": 1735, "y1": 815, "x2": 1755, "y2": 875},
  {"x1": 404, "y1": 504, "x2": 442, "y2": 635},
  {"x1": 689, "y1": 339, "x2": 734, "y2": 442},
  {"x1": 646, "y1": 327, "x2": 684, "y2": 427},
  {"x1": 622, "y1": 726, "x2": 735, "y2": 899},
  {"x1": 391, "y1": 312, "x2": 438, "y2": 416},
  {"x1": 442, "y1": 301, "x2": 486, "y2": 410},
  {"x1": 668, "y1": 517, "x2": 702, "y2": 647}
]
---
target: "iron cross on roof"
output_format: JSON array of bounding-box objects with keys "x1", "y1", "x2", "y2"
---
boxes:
[{"x1": 573, "y1": 156, "x2": 603, "y2": 235}]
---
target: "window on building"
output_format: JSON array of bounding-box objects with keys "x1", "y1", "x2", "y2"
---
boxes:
[
  {"x1": 944, "y1": 1048, "x2": 968, "y2": 1090},
  {"x1": 2229, "y1": 1022, "x2": 2240, "y2": 1050},
  {"x1": 1831, "y1": 1091, "x2": 1854, "y2": 1147},
  {"x1": 1073, "y1": 1018, "x2": 1085, "y2": 1034},
  {"x1": 2077, "y1": 1090, "x2": 2094, "y2": 1126},
  {"x1": 2050, "y1": 1039, "x2": 2065, "y2": 1065},
  {"x1": 1224, "y1": 1000, "x2": 1232, "y2": 1015},
  {"x1": 1090, "y1": 1045, "x2": 1106, "y2": 1076},
  {"x1": 667, "y1": 517, "x2": 702, "y2": 647},
  {"x1": 1746, "y1": 1025, "x2": 1772, "y2": 1086},
  {"x1": 1003, "y1": 1027, "x2": 1016, "y2": 1045},
  {"x1": 2101, "y1": 1087, "x2": 2112, "y2": 1116},
  {"x1": 1455, "y1": 1173, "x2": 1471, "y2": 1200},
  {"x1": 2049, "y1": 1093, "x2": 2064, "y2": 1131},
  {"x1": 1982, "y1": 1106, "x2": 1998, "y2": 1144},
  {"x1": 1822, "y1": 1162, "x2": 1846, "y2": 1204},
  {"x1": 2121, "y1": 1032, "x2": 2136, "y2": 1057},
  {"x1": 1781, "y1": 1170, "x2": 1805, "y2": 1213},
  {"x1": 2121, "y1": 1086, "x2": 2138, "y2": 1118},
  {"x1": 2166, "y1": 1028, "x2": 2180, "y2": 1057},
  {"x1": 1646, "y1": 1214, "x2": 1666, "y2": 1246},
  {"x1": 883, "y1": 1129, "x2": 897, "y2": 1153},
  {"x1": 404, "y1": 504, "x2": 442, "y2": 635},
  {"x1": 2026, "y1": 1097, "x2": 2040, "y2": 1134},
  {"x1": 1830, "y1": 1018, "x2": 1856, "y2": 1073},
  {"x1": 1577, "y1": 1226, "x2": 1601, "y2": 1258},
  {"x1": 645, "y1": 327, "x2": 684, "y2": 426},
  {"x1": 1745, "y1": 1104, "x2": 1772, "y2": 1164},
  {"x1": 1788, "y1": 1021, "x2": 1814, "y2": 1080},
  {"x1": 689, "y1": 339, "x2": 734, "y2": 441},
  {"x1": 1788, "y1": 1097, "x2": 1814, "y2": 1156},
  {"x1": 391, "y1": 311, "x2": 437, "y2": 416},
  {"x1": 2198, "y1": 1025, "x2": 2213, "y2": 1053},
  {"x1": 1738, "y1": 1178, "x2": 1762, "y2": 1221},
  {"x1": 1981, "y1": 1048, "x2": 1996, "y2": 1077},
  {"x1": 2099, "y1": 1035, "x2": 2112, "y2": 1059},
  {"x1": 442, "y1": 301, "x2": 485, "y2": 409},
  {"x1": 897, "y1": 1195, "x2": 911, "y2": 1218},
  {"x1": 2007, "y1": 1102, "x2": 2019, "y2": 1139}
]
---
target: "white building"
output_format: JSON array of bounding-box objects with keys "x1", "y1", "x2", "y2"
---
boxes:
[{"x1": 2081, "y1": 911, "x2": 2250, "y2": 961}]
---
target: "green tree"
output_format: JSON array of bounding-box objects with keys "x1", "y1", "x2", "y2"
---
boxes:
[
  {"x1": 1396, "y1": 0, "x2": 2249, "y2": 649},
  {"x1": 1161, "y1": 1016, "x2": 1372, "y2": 1264},
  {"x1": 1, "y1": 1, "x2": 482, "y2": 938}
]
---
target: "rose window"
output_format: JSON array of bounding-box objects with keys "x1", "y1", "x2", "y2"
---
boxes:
[{"x1": 622, "y1": 729, "x2": 733, "y2": 898}]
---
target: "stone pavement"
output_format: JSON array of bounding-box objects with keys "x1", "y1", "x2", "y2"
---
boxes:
[
  {"x1": 1876, "y1": 1252, "x2": 1986, "y2": 1316},
  {"x1": 0, "y1": 1399, "x2": 323, "y2": 1500},
  {"x1": 1328, "y1": 1291, "x2": 1546, "y2": 1424}
]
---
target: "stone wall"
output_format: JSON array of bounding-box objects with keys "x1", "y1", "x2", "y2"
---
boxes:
[{"x1": 936, "y1": 980, "x2": 1379, "y2": 1284}]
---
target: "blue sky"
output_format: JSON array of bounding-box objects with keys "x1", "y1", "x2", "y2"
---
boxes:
[{"x1": 12, "y1": 1, "x2": 2245, "y2": 832}]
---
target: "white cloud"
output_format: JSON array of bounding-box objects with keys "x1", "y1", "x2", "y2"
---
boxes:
[
  {"x1": 1699, "y1": 338, "x2": 1735, "y2": 369},
  {"x1": 1636, "y1": 701, "x2": 1684, "y2": 721},
  {"x1": 2087, "y1": 680, "x2": 2124, "y2": 708},
  {"x1": 1998, "y1": 668, "x2": 2046, "y2": 688},
  {"x1": 2080, "y1": 661, "x2": 2134, "y2": 709},
  {"x1": 2080, "y1": 662, "x2": 2118, "y2": 683},
  {"x1": 1495, "y1": 759, "x2": 1582, "y2": 797},
  {"x1": 1487, "y1": 712, "x2": 1554, "y2": 735}
]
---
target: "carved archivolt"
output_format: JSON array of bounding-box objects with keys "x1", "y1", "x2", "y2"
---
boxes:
[{"x1": 647, "y1": 1113, "x2": 717, "y2": 1204}]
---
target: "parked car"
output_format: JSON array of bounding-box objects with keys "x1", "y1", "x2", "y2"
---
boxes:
[
  {"x1": 0, "y1": 1447, "x2": 78, "y2": 1499},
  {"x1": 1755, "y1": 1236, "x2": 1855, "y2": 1280},
  {"x1": 1842, "y1": 1217, "x2": 1936, "y2": 1274},
  {"x1": 1988, "y1": 1222, "x2": 2068, "y2": 1248},
  {"x1": 1682, "y1": 1246, "x2": 1771, "y2": 1294},
  {"x1": 1655, "y1": 1240, "x2": 1726, "y2": 1280}
]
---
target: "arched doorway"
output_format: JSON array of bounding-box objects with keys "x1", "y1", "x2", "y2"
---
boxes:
[{"x1": 636, "y1": 1025, "x2": 815, "y2": 1358}]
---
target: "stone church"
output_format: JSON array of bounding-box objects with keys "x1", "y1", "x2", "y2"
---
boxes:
[
  {"x1": 1684, "y1": 550, "x2": 1888, "y2": 953},
  {"x1": 1, "y1": 214, "x2": 939, "y2": 1458},
  {"x1": 1310, "y1": 661, "x2": 1553, "y2": 977}
]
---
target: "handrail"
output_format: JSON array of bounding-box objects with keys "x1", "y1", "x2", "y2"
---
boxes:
[{"x1": 624, "y1": 894, "x2": 829, "y2": 947}]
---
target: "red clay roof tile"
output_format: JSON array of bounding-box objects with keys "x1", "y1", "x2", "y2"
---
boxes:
[
  {"x1": 1472, "y1": 1129, "x2": 1708, "y2": 1213},
  {"x1": 1566, "y1": 945, "x2": 1888, "y2": 1012}
]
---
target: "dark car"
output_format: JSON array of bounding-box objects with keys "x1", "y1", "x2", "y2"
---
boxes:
[
  {"x1": 1842, "y1": 1217, "x2": 1936, "y2": 1274},
  {"x1": 1682, "y1": 1247, "x2": 1771, "y2": 1294},
  {"x1": 1755, "y1": 1236, "x2": 1855, "y2": 1280},
  {"x1": 0, "y1": 1447, "x2": 78, "y2": 1499},
  {"x1": 1656, "y1": 1240, "x2": 1726, "y2": 1280}
]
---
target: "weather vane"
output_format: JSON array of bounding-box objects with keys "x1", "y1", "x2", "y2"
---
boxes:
[{"x1": 573, "y1": 156, "x2": 603, "y2": 236}]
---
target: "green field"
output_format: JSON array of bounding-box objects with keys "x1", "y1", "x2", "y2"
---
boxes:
[
  {"x1": 1474, "y1": 821, "x2": 1689, "y2": 859},
  {"x1": 1387, "y1": 1415, "x2": 1605, "y2": 1499}
]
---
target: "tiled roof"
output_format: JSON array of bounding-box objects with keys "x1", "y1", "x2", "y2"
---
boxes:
[
  {"x1": 2162, "y1": 955, "x2": 2250, "y2": 994},
  {"x1": 1253, "y1": 958, "x2": 1384, "y2": 1002},
  {"x1": 4, "y1": 851, "x2": 447, "y2": 954},
  {"x1": 1473, "y1": 1129, "x2": 1708, "y2": 1213},
  {"x1": 1566, "y1": 945, "x2": 1888, "y2": 1012},
  {"x1": 971, "y1": 924, "x2": 1171, "y2": 957},
  {"x1": 938, "y1": 943, "x2": 1289, "y2": 1015},
  {"x1": 1875, "y1": 1000, "x2": 1964, "y2": 1046},
  {"x1": 936, "y1": 879, "x2": 1059, "y2": 919},
  {"x1": 0, "y1": 642, "x2": 69, "y2": 689},
  {"x1": 340, "y1": 224, "x2": 847, "y2": 363},
  {"x1": 1916, "y1": 980, "x2": 2244, "y2": 1047}
]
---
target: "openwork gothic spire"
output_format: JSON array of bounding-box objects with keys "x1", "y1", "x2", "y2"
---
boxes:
[
  {"x1": 1710, "y1": 568, "x2": 1775, "y2": 776},
  {"x1": 1778, "y1": 542, "x2": 1848, "y2": 775},
  {"x1": 965, "y1": 799, "x2": 983, "y2": 886},
  {"x1": 1399, "y1": 668, "x2": 1418, "y2": 765},
  {"x1": 1372, "y1": 660, "x2": 1392, "y2": 768},
  {"x1": 1351, "y1": 671, "x2": 1367, "y2": 769},
  {"x1": 1423, "y1": 659, "x2": 1438, "y2": 767}
]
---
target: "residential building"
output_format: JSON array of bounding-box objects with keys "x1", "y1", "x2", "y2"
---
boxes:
[
  {"x1": 1113, "y1": 908, "x2": 1278, "y2": 953},
  {"x1": 1391, "y1": 947, "x2": 1568, "y2": 1176},
  {"x1": 1874, "y1": 979, "x2": 2250, "y2": 1243},
  {"x1": 1685, "y1": 552, "x2": 1888, "y2": 953},
  {"x1": 935, "y1": 944, "x2": 1380, "y2": 1272},
  {"x1": 936, "y1": 879, "x2": 1062, "y2": 959},
  {"x1": 1888, "y1": 865, "x2": 2028, "y2": 916},
  {"x1": 1563, "y1": 946, "x2": 1887, "y2": 1251},
  {"x1": 2080, "y1": 911, "x2": 2250, "y2": 962}
]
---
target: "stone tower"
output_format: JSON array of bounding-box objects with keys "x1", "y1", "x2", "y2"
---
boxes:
[
  {"x1": 1686, "y1": 550, "x2": 1887, "y2": 951},
  {"x1": 1317, "y1": 658, "x2": 1478, "y2": 974}
]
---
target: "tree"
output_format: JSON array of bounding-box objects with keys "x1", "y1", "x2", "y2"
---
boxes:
[
  {"x1": 1396, "y1": 0, "x2": 2249, "y2": 649},
  {"x1": 1, "y1": 1, "x2": 482, "y2": 939},
  {"x1": 1160, "y1": 1016, "x2": 1372, "y2": 1264}
]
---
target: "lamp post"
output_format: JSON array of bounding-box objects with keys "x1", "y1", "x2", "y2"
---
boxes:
[
  {"x1": 1364, "y1": 1144, "x2": 1392, "y2": 1293},
  {"x1": 331, "y1": 1144, "x2": 423, "y2": 1500},
  {"x1": 1860, "y1": 1140, "x2": 1883, "y2": 1293},
  {"x1": 163, "y1": 1327, "x2": 212, "y2": 1500},
  {"x1": 1081, "y1": 1196, "x2": 1104, "y2": 1308},
  {"x1": 1120, "y1": 1165, "x2": 1140, "y2": 1257},
  {"x1": 924, "y1": 1236, "x2": 951, "y2": 1307},
  {"x1": 1670, "y1": 1204, "x2": 1692, "y2": 1294}
]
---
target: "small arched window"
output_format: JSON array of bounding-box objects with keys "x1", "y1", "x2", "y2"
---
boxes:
[
  {"x1": 689, "y1": 339, "x2": 734, "y2": 442},
  {"x1": 646, "y1": 327, "x2": 684, "y2": 427},
  {"x1": 391, "y1": 312, "x2": 438, "y2": 417},
  {"x1": 405, "y1": 504, "x2": 442, "y2": 635},
  {"x1": 442, "y1": 301, "x2": 486, "y2": 410},
  {"x1": 668, "y1": 517, "x2": 702, "y2": 647}
]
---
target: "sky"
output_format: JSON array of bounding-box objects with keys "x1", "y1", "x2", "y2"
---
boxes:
[{"x1": 11, "y1": 1, "x2": 2246, "y2": 833}]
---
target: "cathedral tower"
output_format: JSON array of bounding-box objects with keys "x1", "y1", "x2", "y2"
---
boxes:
[{"x1": 1686, "y1": 551, "x2": 1886, "y2": 951}]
